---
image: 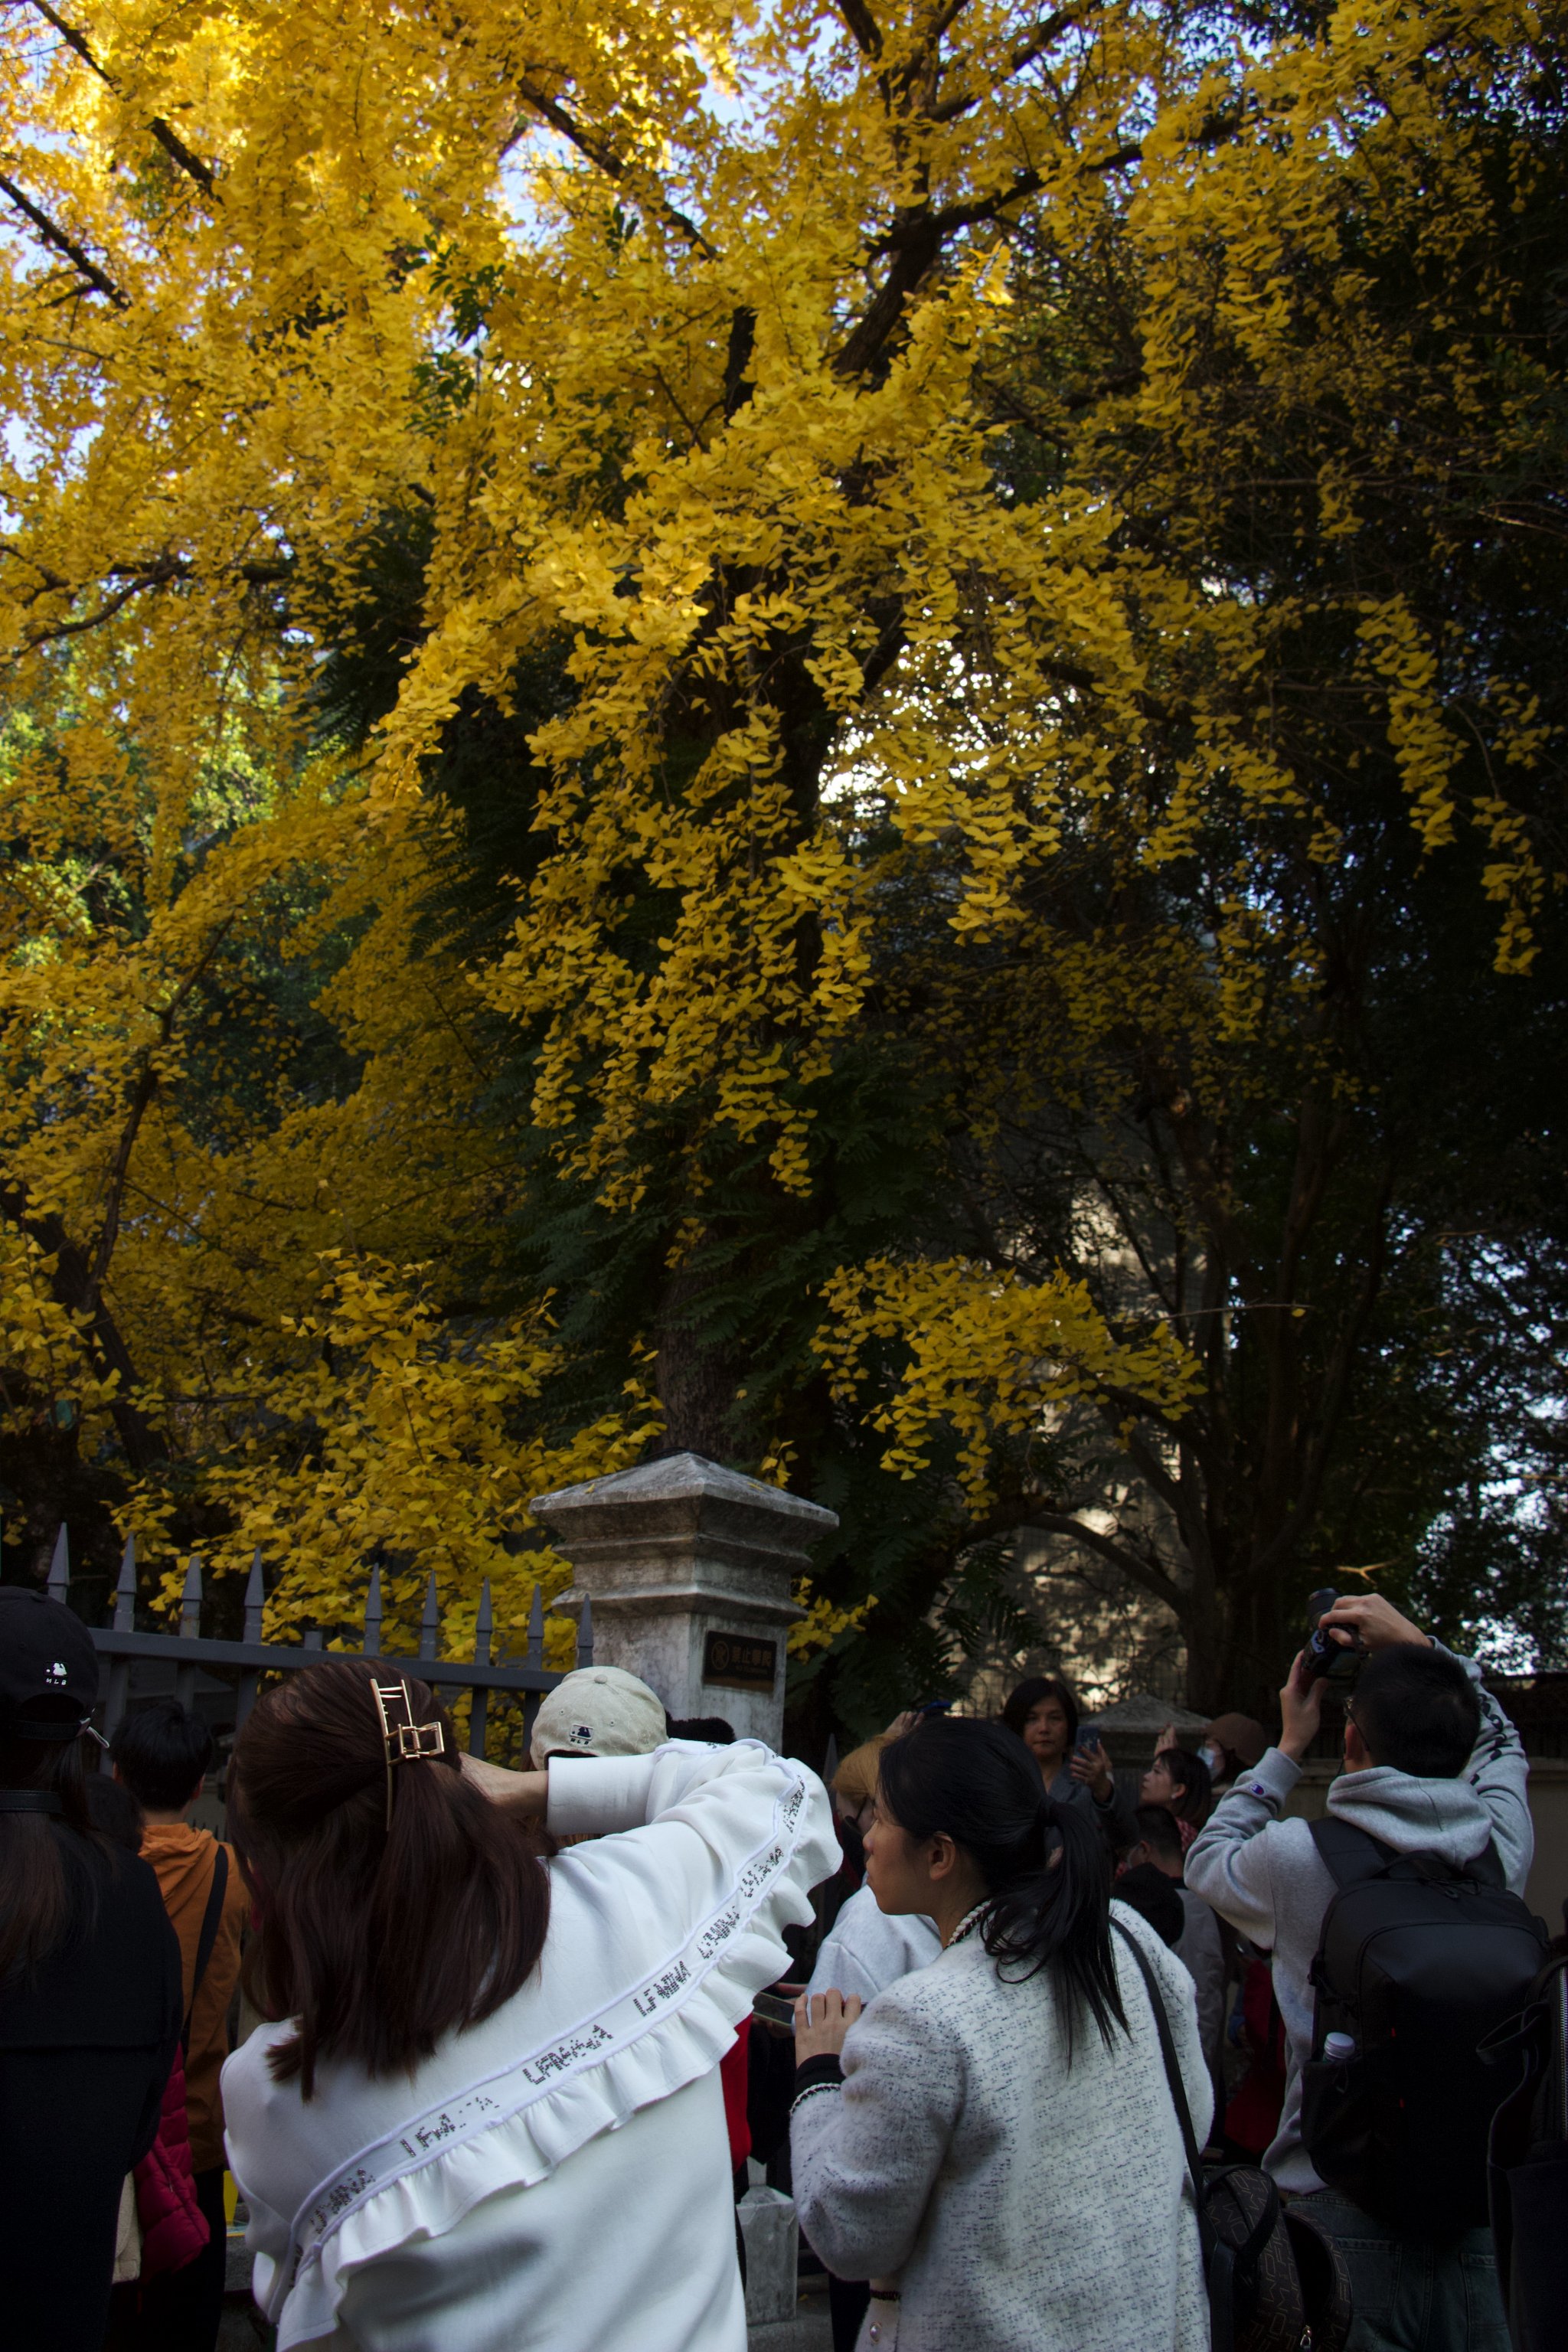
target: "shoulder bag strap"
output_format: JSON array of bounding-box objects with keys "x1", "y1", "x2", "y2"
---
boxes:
[
  {"x1": 182, "y1": 1844, "x2": 230, "y2": 2054},
  {"x1": 1112, "y1": 1916, "x2": 1204, "y2": 2198},
  {"x1": 1113, "y1": 1916, "x2": 1266, "y2": 2352}
]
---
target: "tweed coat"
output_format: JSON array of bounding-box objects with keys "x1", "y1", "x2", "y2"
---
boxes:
[{"x1": 791, "y1": 1898, "x2": 1211, "y2": 2352}]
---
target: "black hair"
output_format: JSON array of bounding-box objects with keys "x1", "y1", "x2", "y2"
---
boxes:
[
  {"x1": 1129, "y1": 1802, "x2": 1184, "y2": 1869},
  {"x1": 1351, "y1": 1644, "x2": 1481, "y2": 1778},
  {"x1": 1000, "y1": 1674, "x2": 1080, "y2": 1750},
  {"x1": 0, "y1": 1713, "x2": 107, "y2": 1986},
  {"x1": 1114, "y1": 1864, "x2": 1184, "y2": 1949},
  {"x1": 86, "y1": 1771, "x2": 145, "y2": 1852},
  {"x1": 111, "y1": 1700, "x2": 215, "y2": 1811},
  {"x1": 1151, "y1": 1746, "x2": 1213, "y2": 1828},
  {"x1": 877, "y1": 1715, "x2": 1126, "y2": 2057},
  {"x1": 666, "y1": 1717, "x2": 736, "y2": 1743}
]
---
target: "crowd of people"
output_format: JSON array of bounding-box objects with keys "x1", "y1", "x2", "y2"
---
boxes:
[{"x1": 0, "y1": 1579, "x2": 1553, "y2": 2352}]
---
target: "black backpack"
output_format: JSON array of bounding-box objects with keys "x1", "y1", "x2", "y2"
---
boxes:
[
  {"x1": 1299, "y1": 1818, "x2": 1547, "y2": 2237},
  {"x1": 1482, "y1": 1949, "x2": 1568, "y2": 2352}
]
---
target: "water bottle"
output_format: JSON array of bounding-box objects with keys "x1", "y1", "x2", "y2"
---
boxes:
[{"x1": 1323, "y1": 2030, "x2": 1355, "y2": 2063}]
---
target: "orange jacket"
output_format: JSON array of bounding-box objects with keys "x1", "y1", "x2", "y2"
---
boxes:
[{"x1": 139, "y1": 1823, "x2": 250, "y2": 2173}]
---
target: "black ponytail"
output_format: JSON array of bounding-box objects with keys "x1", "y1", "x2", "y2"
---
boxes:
[{"x1": 878, "y1": 1715, "x2": 1127, "y2": 2058}]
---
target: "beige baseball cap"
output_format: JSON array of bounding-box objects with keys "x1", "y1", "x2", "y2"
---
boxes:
[{"x1": 530, "y1": 1666, "x2": 668, "y2": 1766}]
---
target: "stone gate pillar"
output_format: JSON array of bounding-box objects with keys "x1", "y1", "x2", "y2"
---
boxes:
[{"x1": 529, "y1": 1452, "x2": 838, "y2": 1750}]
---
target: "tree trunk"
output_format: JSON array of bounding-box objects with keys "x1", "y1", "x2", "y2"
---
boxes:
[{"x1": 655, "y1": 1253, "x2": 740, "y2": 1461}]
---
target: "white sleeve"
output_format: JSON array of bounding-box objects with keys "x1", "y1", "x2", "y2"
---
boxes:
[
  {"x1": 547, "y1": 1736, "x2": 834, "y2": 1854},
  {"x1": 545, "y1": 1739, "x2": 839, "y2": 2012}
]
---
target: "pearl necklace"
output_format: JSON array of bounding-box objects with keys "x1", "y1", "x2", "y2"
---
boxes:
[{"x1": 946, "y1": 1902, "x2": 991, "y2": 1950}]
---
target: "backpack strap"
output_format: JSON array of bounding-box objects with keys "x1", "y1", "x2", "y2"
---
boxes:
[
  {"x1": 1312, "y1": 1816, "x2": 1508, "y2": 1890},
  {"x1": 1308, "y1": 1816, "x2": 1396, "y2": 1886},
  {"x1": 181, "y1": 1843, "x2": 230, "y2": 2056}
]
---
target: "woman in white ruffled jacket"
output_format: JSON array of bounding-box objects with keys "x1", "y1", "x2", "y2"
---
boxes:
[{"x1": 221, "y1": 1657, "x2": 835, "y2": 2352}]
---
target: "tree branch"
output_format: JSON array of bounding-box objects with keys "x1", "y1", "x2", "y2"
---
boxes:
[
  {"x1": 82, "y1": 932, "x2": 230, "y2": 1314},
  {"x1": 21, "y1": 0, "x2": 216, "y2": 193},
  {"x1": 831, "y1": 0, "x2": 884, "y2": 57},
  {"x1": 1019, "y1": 1508, "x2": 1186, "y2": 1614},
  {"x1": 927, "y1": 8, "x2": 1081, "y2": 121},
  {"x1": 0, "y1": 172, "x2": 127, "y2": 306},
  {"x1": 22, "y1": 551, "x2": 289, "y2": 648},
  {"x1": 0, "y1": 1182, "x2": 164, "y2": 1471},
  {"x1": 514, "y1": 78, "x2": 716, "y2": 259}
]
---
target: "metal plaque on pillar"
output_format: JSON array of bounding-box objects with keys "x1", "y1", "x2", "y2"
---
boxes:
[{"x1": 702, "y1": 1630, "x2": 778, "y2": 1692}]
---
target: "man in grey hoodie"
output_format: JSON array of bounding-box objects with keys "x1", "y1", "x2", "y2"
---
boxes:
[{"x1": 1187, "y1": 1592, "x2": 1533, "y2": 2351}]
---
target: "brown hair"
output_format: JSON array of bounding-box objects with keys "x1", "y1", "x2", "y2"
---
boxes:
[{"x1": 230, "y1": 1658, "x2": 550, "y2": 2097}]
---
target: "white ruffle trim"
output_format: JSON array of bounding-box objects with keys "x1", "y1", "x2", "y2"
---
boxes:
[{"x1": 264, "y1": 1751, "x2": 825, "y2": 2350}]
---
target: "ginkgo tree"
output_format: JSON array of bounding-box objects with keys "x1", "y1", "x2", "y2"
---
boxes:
[{"x1": 0, "y1": 0, "x2": 1560, "y2": 1714}]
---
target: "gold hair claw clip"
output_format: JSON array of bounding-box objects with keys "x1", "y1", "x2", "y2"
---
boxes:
[{"x1": 371, "y1": 1679, "x2": 446, "y2": 1829}]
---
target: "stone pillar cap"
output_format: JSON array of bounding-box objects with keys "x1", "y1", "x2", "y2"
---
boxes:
[
  {"x1": 531, "y1": 1451, "x2": 838, "y2": 1574},
  {"x1": 1087, "y1": 1691, "x2": 1209, "y2": 1733}
]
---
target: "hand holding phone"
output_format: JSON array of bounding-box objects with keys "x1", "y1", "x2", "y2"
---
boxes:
[{"x1": 1068, "y1": 1723, "x2": 1112, "y2": 1799}]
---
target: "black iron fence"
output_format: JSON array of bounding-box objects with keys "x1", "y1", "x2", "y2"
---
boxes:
[{"x1": 43, "y1": 1526, "x2": 586, "y2": 1762}]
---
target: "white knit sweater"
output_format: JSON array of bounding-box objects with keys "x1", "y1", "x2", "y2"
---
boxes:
[
  {"x1": 791, "y1": 1899, "x2": 1212, "y2": 2352},
  {"x1": 224, "y1": 1741, "x2": 836, "y2": 2352}
]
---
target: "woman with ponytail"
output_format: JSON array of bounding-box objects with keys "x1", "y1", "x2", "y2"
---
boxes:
[
  {"x1": 790, "y1": 1714, "x2": 1210, "y2": 2352},
  {"x1": 221, "y1": 1655, "x2": 835, "y2": 2352}
]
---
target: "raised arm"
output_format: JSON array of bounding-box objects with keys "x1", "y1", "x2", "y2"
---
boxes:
[
  {"x1": 1455, "y1": 1661, "x2": 1534, "y2": 1892},
  {"x1": 543, "y1": 1739, "x2": 839, "y2": 2004}
]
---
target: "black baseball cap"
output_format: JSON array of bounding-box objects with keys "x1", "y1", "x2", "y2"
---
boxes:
[{"x1": 0, "y1": 1590, "x2": 99, "y2": 1740}]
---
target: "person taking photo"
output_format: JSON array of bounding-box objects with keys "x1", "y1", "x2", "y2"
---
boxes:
[{"x1": 1186, "y1": 1594, "x2": 1536, "y2": 2352}]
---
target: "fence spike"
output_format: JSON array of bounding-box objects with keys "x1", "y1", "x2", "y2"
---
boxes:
[
  {"x1": 822, "y1": 1733, "x2": 839, "y2": 1788},
  {"x1": 474, "y1": 1579, "x2": 493, "y2": 1666},
  {"x1": 419, "y1": 1570, "x2": 439, "y2": 1660},
  {"x1": 180, "y1": 1553, "x2": 203, "y2": 1639},
  {"x1": 578, "y1": 1589, "x2": 593, "y2": 1667},
  {"x1": 303, "y1": 1626, "x2": 322, "y2": 1651},
  {"x1": 113, "y1": 1533, "x2": 136, "y2": 1632},
  {"x1": 47, "y1": 1524, "x2": 68, "y2": 1606},
  {"x1": 362, "y1": 1563, "x2": 383, "y2": 1658},
  {"x1": 526, "y1": 1583, "x2": 544, "y2": 1669},
  {"x1": 243, "y1": 1550, "x2": 265, "y2": 1645}
]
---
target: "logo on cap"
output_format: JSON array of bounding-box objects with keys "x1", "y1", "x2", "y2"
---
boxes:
[
  {"x1": 45, "y1": 1661, "x2": 68, "y2": 1687},
  {"x1": 570, "y1": 1723, "x2": 593, "y2": 1745}
]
